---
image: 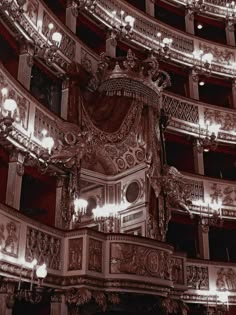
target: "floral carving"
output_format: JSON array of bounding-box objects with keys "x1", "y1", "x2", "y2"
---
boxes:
[
  {"x1": 25, "y1": 227, "x2": 61, "y2": 270},
  {"x1": 24, "y1": 0, "x2": 39, "y2": 24},
  {"x1": 0, "y1": 214, "x2": 20, "y2": 258},
  {"x1": 68, "y1": 238, "x2": 83, "y2": 271},
  {"x1": 186, "y1": 265, "x2": 209, "y2": 290},
  {"x1": 216, "y1": 268, "x2": 236, "y2": 291},
  {"x1": 88, "y1": 239, "x2": 102, "y2": 272},
  {"x1": 110, "y1": 243, "x2": 172, "y2": 280}
]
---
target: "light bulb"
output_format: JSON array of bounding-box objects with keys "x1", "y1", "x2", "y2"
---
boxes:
[
  {"x1": 3, "y1": 99, "x2": 17, "y2": 112},
  {"x1": 36, "y1": 263, "x2": 47, "y2": 279}
]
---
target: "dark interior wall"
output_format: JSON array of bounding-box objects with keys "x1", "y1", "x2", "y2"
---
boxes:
[{"x1": 20, "y1": 167, "x2": 56, "y2": 226}]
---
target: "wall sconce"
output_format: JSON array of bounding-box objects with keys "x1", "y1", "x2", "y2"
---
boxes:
[
  {"x1": 93, "y1": 204, "x2": 119, "y2": 233},
  {"x1": 111, "y1": 10, "x2": 135, "y2": 39},
  {"x1": 14, "y1": 258, "x2": 48, "y2": 304},
  {"x1": 0, "y1": 88, "x2": 17, "y2": 138},
  {"x1": 192, "y1": 199, "x2": 223, "y2": 232},
  {"x1": 196, "y1": 122, "x2": 220, "y2": 153}
]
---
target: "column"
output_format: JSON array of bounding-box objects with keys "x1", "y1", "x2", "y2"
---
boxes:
[
  {"x1": 198, "y1": 224, "x2": 210, "y2": 259},
  {"x1": 232, "y1": 79, "x2": 236, "y2": 109},
  {"x1": 55, "y1": 176, "x2": 67, "y2": 229},
  {"x1": 225, "y1": 21, "x2": 235, "y2": 46},
  {"x1": 188, "y1": 69, "x2": 199, "y2": 100},
  {"x1": 5, "y1": 150, "x2": 25, "y2": 210},
  {"x1": 185, "y1": 10, "x2": 195, "y2": 35},
  {"x1": 145, "y1": 0, "x2": 155, "y2": 17},
  {"x1": 17, "y1": 38, "x2": 34, "y2": 90},
  {"x1": 106, "y1": 32, "x2": 117, "y2": 58},
  {"x1": 193, "y1": 144, "x2": 204, "y2": 175},
  {"x1": 61, "y1": 78, "x2": 70, "y2": 120},
  {"x1": 51, "y1": 295, "x2": 68, "y2": 315},
  {"x1": 66, "y1": 0, "x2": 77, "y2": 33},
  {"x1": 0, "y1": 294, "x2": 13, "y2": 315}
]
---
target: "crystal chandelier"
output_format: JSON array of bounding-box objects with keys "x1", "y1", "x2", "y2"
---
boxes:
[{"x1": 192, "y1": 51, "x2": 214, "y2": 77}]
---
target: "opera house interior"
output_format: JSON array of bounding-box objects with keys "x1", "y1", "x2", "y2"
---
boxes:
[{"x1": 1, "y1": 0, "x2": 236, "y2": 314}]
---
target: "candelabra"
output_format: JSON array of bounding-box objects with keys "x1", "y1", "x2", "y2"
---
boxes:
[
  {"x1": 192, "y1": 200, "x2": 223, "y2": 232},
  {"x1": 35, "y1": 23, "x2": 62, "y2": 67},
  {"x1": 186, "y1": 0, "x2": 206, "y2": 15},
  {"x1": 111, "y1": 10, "x2": 135, "y2": 39},
  {"x1": 0, "y1": 257, "x2": 49, "y2": 305},
  {"x1": 0, "y1": 88, "x2": 17, "y2": 138},
  {"x1": 192, "y1": 51, "x2": 214, "y2": 77},
  {"x1": 196, "y1": 122, "x2": 220, "y2": 153},
  {"x1": 93, "y1": 204, "x2": 120, "y2": 233},
  {"x1": 157, "y1": 37, "x2": 173, "y2": 59},
  {"x1": 71, "y1": 0, "x2": 96, "y2": 16}
]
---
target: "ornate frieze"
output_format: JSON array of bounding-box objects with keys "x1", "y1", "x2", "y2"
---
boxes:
[
  {"x1": 110, "y1": 243, "x2": 172, "y2": 281},
  {"x1": 25, "y1": 227, "x2": 61, "y2": 270},
  {"x1": 23, "y1": 0, "x2": 39, "y2": 25},
  {"x1": 0, "y1": 214, "x2": 20, "y2": 258},
  {"x1": 186, "y1": 265, "x2": 209, "y2": 290},
  {"x1": 68, "y1": 237, "x2": 83, "y2": 271}
]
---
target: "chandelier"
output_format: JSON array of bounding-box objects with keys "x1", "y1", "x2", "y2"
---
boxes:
[
  {"x1": 111, "y1": 10, "x2": 135, "y2": 39},
  {"x1": 195, "y1": 122, "x2": 220, "y2": 153},
  {"x1": 192, "y1": 200, "x2": 223, "y2": 232},
  {"x1": 93, "y1": 204, "x2": 120, "y2": 233}
]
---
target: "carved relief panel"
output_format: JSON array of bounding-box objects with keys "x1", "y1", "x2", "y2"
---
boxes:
[
  {"x1": 68, "y1": 238, "x2": 83, "y2": 271},
  {"x1": 186, "y1": 265, "x2": 209, "y2": 290},
  {"x1": 88, "y1": 238, "x2": 102, "y2": 273},
  {"x1": 110, "y1": 243, "x2": 172, "y2": 280},
  {"x1": 215, "y1": 267, "x2": 236, "y2": 291},
  {"x1": 0, "y1": 214, "x2": 20, "y2": 258},
  {"x1": 23, "y1": 0, "x2": 39, "y2": 25},
  {"x1": 25, "y1": 227, "x2": 61, "y2": 270}
]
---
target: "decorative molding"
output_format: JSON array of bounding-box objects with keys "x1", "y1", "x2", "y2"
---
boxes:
[
  {"x1": 25, "y1": 227, "x2": 61, "y2": 270},
  {"x1": 186, "y1": 265, "x2": 209, "y2": 290},
  {"x1": 68, "y1": 237, "x2": 83, "y2": 271}
]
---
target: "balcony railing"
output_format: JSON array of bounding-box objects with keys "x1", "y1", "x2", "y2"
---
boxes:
[{"x1": 0, "y1": 0, "x2": 236, "y2": 78}]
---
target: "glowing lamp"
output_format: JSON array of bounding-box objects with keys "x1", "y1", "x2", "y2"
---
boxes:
[
  {"x1": 74, "y1": 198, "x2": 88, "y2": 215},
  {"x1": 3, "y1": 99, "x2": 17, "y2": 112},
  {"x1": 42, "y1": 136, "x2": 54, "y2": 154},
  {"x1": 52, "y1": 32, "x2": 62, "y2": 46},
  {"x1": 36, "y1": 263, "x2": 47, "y2": 279}
]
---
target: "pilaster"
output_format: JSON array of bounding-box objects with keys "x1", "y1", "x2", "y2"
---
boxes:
[
  {"x1": 232, "y1": 79, "x2": 236, "y2": 109},
  {"x1": 61, "y1": 78, "x2": 70, "y2": 120},
  {"x1": 145, "y1": 0, "x2": 155, "y2": 17},
  {"x1": 193, "y1": 144, "x2": 204, "y2": 175},
  {"x1": 188, "y1": 69, "x2": 199, "y2": 100},
  {"x1": 106, "y1": 32, "x2": 117, "y2": 58},
  {"x1": 5, "y1": 150, "x2": 25, "y2": 210},
  {"x1": 66, "y1": 0, "x2": 77, "y2": 33},
  {"x1": 185, "y1": 10, "x2": 195, "y2": 35},
  {"x1": 55, "y1": 175, "x2": 67, "y2": 229},
  {"x1": 198, "y1": 223, "x2": 210, "y2": 260},
  {"x1": 51, "y1": 295, "x2": 68, "y2": 315},
  {"x1": 17, "y1": 38, "x2": 34, "y2": 90},
  {"x1": 225, "y1": 20, "x2": 235, "y2": 46}
]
